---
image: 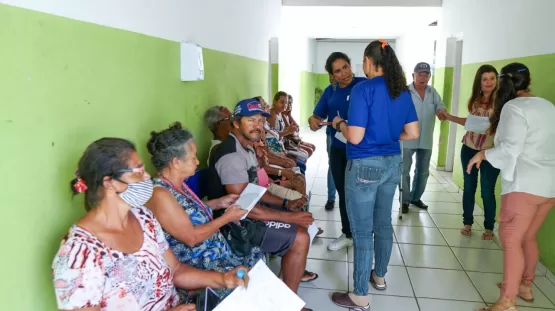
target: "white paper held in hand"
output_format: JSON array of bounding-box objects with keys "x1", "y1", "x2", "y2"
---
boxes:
[
  {"x1": 232, "y1": 183, "x2": 266, "y2": 220},
  {"x1": 464, "y1": 115, "x2": 490, "y2": 134},
  {"x1": 214, "y1": 259, "x2": 306, "y2": 311},
  {"x1": 334, "y1": 119, "x2": 348, "y2": 144}
]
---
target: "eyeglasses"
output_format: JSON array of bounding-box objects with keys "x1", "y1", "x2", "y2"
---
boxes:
[{"x1": 115, "y1": 166, "x2": 145, "y2": 175}]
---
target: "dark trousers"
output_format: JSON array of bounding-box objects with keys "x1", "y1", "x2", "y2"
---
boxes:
[
  {"x1": 460, "y1": 144, "x2": 500, "y2": 230},
  {"x1": 329, "y1": 146, "x2": 351, "y2": 238}
]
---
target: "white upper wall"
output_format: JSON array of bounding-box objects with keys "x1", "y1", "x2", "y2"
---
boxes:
[
  {"x1": 315, "y1": 41, "x2": 396, "y2": 76},
  {"x1": 395, "y1": 26, "x2": 437, "y2": 83},
  {"x1": 441, "y1": 0, "x2": 555, "y2": 64},
  {"x1": 283, "y1": 0, "x2": 442, "y2": 7},
  {"x1": 1, "y1": 0, "x2": 282, "y2": 61}
]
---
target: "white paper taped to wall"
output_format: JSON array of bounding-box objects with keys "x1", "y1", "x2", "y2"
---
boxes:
[
  {"x1": 214, "y1": 260, "x2": 306, "y2": 311},
  {"x1": 464, "y1": 115, "x2": 490, "y2": 134}
]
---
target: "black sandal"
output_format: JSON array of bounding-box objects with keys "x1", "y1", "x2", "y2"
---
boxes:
[{"x1": 301, "y1": 270, "x2": 319, "y2": 282}]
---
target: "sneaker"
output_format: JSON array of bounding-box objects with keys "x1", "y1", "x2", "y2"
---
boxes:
[
  {"x1": 401, "y1": 203, "x2": 409, "y2": 214},
  {"x1": 331, "y1": 292, "x2": 370, "y2": 311},
  {"x1": 328, "y1": 234, "x2": 353, "y2": 251},
  {"x1": 325, "y1": 200, "x2": 335, "y2": 211},
  {"x1": 411, "y1": 200, "x2": 428, "y2": 210}
]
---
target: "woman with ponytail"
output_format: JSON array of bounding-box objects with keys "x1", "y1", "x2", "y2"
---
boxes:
[
  {"x1": 467, "y1": 63, "x2": 555, "y2": 311},
  {"x1": 330, "y1": 40, "x2": 419, "y2": 311},
  {"x1": 444, "y1": 65, "x2": 500, "y2": 240}
]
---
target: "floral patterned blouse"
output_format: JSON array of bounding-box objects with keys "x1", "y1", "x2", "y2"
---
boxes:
[
  {"x1": 152, "y1": 178, "x2": 264, "y2": 297},
  {"x1": 52, "y1": 206, "x2": 180, "y2": 311}
]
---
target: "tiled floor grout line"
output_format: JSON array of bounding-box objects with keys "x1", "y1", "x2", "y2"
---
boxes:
[{"x1": 440, "y1": 220, "x2": 489, "y2": 305}]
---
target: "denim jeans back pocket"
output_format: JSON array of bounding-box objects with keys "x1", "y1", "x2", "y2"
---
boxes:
[{"x1": 356, "y1": 165, "x2": 386, "y2": 188}]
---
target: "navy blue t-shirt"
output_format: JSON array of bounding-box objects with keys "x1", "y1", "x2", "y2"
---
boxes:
[
  {"x1": 346, "y1": 76, "x2": 418, "y2": 159},
  {"x1": 313, "y1": 77, "x2": 366, "y2": 148}
]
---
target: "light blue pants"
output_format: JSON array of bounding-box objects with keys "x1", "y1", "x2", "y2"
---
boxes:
[{"x1": 346, "y1": 155, "x2": 402, "y2": 296}]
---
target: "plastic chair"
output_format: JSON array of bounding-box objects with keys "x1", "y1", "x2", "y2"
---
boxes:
[{"x1": 184, "y1": 168, "x2": 209, "y2": 199}]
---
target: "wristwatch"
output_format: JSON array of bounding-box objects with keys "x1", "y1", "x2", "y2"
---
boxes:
[
  {"x1": 336, "y1": 120, "x2": 346, "y2": 132},
  {"x1": 282, "y1": 198, "x2": 289, "y2": 209}
]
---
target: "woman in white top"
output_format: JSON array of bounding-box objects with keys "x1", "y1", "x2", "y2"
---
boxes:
[{"x1": 467, "y1": 63, "x2": 555, "y2": 311}]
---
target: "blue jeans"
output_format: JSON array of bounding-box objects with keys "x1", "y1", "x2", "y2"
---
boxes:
[
  {"x1": 296, "y1": 160, "x2": 306, "y2": 175},
  {"x1": 346, "y1": 155, "x2": 402, "y2": 296},
  {"x1": 401, "y1": 148, "x2": 432, "y2": 204},
  {"x1": 326, "y1": 135, "x2": 337, "y2": 201},
  {"x1": 460, "y1": 144, "x2": 500, "y2": 230}
]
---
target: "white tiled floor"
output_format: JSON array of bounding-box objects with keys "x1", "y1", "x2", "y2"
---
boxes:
[{"x1": 279, "y1": 129, "x2": 555, "y2": 311}]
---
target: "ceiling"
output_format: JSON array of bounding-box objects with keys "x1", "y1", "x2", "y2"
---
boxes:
[
  {"x1": 282, "y1": 0, "x2": 442, "y2": 7},
  {"x1": 282, "y1": 6, "x2": 441, "y2": 39}
]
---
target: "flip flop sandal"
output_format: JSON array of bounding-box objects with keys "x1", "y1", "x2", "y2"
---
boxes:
[
  {"x1": 316, "y1": 227, "x2": 324, "y2": 236},
  {"x1": 370, "y1": 270, "x2": 387, "y2": 290},
  {"x1": 460, "y1": 227, "x2": 472, "y2": 237},
  {"x1": 496, "y1": 282, "x2": 534, "y2": 302},
  {"x1": 482, "y1": 231, "x2": 495, "y2": 240},
  {"x1": 301, "y1": 270, "x2": 319, "y2": 282}
]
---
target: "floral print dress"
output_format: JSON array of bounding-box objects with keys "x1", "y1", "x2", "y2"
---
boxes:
[
  {"x1": 52, "y1": 206, "x2": 181, "y2": 311},
  {"x1": 152, "y1": 178, "x2": 264, "y2": 297}
]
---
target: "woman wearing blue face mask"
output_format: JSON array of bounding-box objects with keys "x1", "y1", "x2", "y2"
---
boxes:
[{"x1": 52, "y1": 138, "x2": 247, "y2": 311}]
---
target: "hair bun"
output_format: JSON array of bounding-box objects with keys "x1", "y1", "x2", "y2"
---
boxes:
[
  {"x1": 147, "y1": 131, "x2": 160, "y2": 155},
  {"x1": 169, "y1": 122, "x2": 183, "y2": 130}
]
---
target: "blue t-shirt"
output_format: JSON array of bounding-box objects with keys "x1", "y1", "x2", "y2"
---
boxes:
[
  {"x1": 313, "y1": 77, "x2": 367, "y2": 148},
  {"x1": 346, "y1": 76, "x2": 418, "y2": 159}
]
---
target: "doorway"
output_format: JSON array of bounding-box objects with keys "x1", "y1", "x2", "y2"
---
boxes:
[{"x1": 445, "y1": 38, "x2": 463, "y2": 172}]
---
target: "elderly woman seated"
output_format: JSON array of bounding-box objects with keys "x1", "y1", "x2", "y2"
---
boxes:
[
  {"x1": 145, "y1": 122, "x2": 265, "y2": 298},
  {"x1": 52, "y1": 138, "x2": 247, "y2": 311}
]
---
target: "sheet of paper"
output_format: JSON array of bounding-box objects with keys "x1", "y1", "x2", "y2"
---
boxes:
[
  {"x1": 334, "y1": 120, "x2": 348, "y2": 143},
  {"x1": 233, "y1": 183, "x2": 266, "y2": 220},
  {"x1": 307, "y1": 223, "x2": 318, "y2": 249},
  {"x1": 214, "y1": 260, "x2": 306, "y2": 311},
  {"x1": 464, "y1": 115, "x2": 490, "y2": 134},
  {"x1": 335, "y1": 131, "x2": 347, "y2": 144}
]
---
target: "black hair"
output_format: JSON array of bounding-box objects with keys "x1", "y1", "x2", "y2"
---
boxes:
[
  {"x1": 467, "y1": 65, "x2": 498, "y2": 112},
  {"x1": 147, "y1": 122, "x2": 194, "y2": 171},
  {"x1": 363, "y1": 40, "x2": 408, "y2": 98},
  {"x1": 490, "y1": 63, "x2": 530, "y2": 134},
  {"x1": 71, "y1": 138, "x2": 136, "y2": 211},
  {"x1": 325, "y1": 52, "x2": 351, "y2": 75},
  {"x1": 273, "y1": 91, "x2": 287, "y2": 102}
]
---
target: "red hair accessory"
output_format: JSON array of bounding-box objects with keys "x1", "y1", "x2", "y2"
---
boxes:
[
  {"x1": 74, "y1": 178, "x2": 88, "y2": 193},
  {"x1": 73, "y1": 171, "x2": 88, "y2": 193},
  {"x1": 378, "y1": 39, "x2": 389, "y2": 49}
]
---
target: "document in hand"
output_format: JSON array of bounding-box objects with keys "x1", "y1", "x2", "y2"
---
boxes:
[
  {"x1": 334, "y1": 120, "x2": 348, "y2": 144},
  {"x1": 232, "y1": 183, "x2": 267, "y2": 220},
  {"x1": 214, "y1": 259, "x2": 306, "y2": 311},
  {"x1": 464, "y1": 115, "x2": 490, "y2": 134}
]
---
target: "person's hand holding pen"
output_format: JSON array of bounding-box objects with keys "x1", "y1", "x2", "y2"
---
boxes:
[{"x1": 332, "y1": 111, "x2": 345, "y2": 129}]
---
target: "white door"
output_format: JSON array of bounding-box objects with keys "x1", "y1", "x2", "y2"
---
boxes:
[{"x1": 445, "y1": 39, "x2": 463, "y2": 172}]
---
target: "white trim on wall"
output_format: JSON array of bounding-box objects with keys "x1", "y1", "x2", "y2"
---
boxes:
[{"x1": 0, "y1": 0, "x2": 282, "y2": 61}]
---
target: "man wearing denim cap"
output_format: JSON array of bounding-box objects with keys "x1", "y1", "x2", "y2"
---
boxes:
[
  {"x1": 400, "y1": 62, "x2": 447, "y2": 213},
  {"x1": 206, "y1": 98, "x2": 318, "y2": 311}
]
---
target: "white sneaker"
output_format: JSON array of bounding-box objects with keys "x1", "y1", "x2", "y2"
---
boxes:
[{"x1": 327, "y1": 234, "x2": 353, "y2": 251}]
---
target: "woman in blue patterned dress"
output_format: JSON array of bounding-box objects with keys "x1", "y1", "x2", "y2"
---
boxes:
[{"x1": 145, "y1": 122, "x2": 265, "y2": 298}]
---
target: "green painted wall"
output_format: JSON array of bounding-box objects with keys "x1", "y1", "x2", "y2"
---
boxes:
[
  {"x1": 448, "y1": 54, "x2": 555, "y2": 272},
  {"x1": 299, "y1": 71, "x2": 316, "y2": 125},
  {"x1": 315, "y1": 73, "x2": 330, "y2": 92},
  {"x1": 431, "y1": 66, "x2": 454, "y2": 168},
  {"x1": 271, "y1": 63, "x2": 279, "y2": 97},
  {"x1": 0, "y1": 5, "x2": 269, "y2": 310}
]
